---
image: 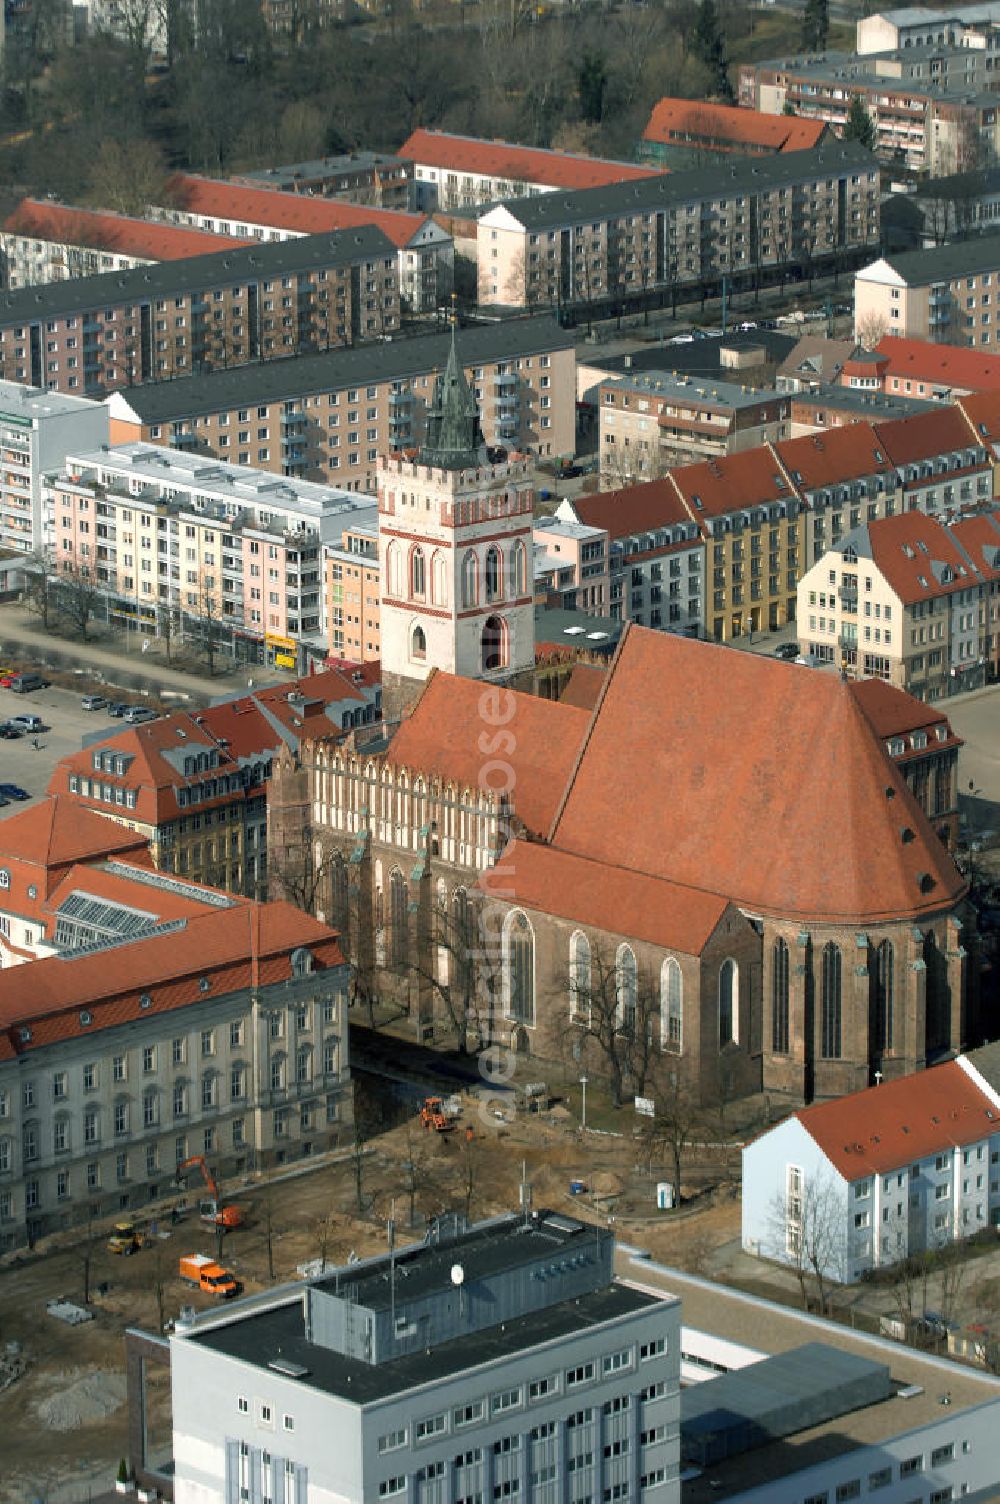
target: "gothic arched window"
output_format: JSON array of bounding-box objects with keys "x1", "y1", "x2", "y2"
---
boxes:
[
  {"x1": 389, "y1": 868, "x2": 408, "y2": 970},
  {"x1": 510, "y1": 540, "x2": 527, "y2": 597},
  {"x1": 661, "y1": 957, "x2": 682, "y2": 1052},
  {"x1": 616, "y1": 944, "x2": 638, "y2": 1037},
  {"x1": 482, "y1": 615, "x2": 507, "y2": 672},
  {"x1": 431, "y1": 549, "x2": 448, "y2": 607},
  {"x1": 875, "y1": 939, "x2": 894, "y2": 1053},
  {"x1": 772, "y1": 937, "x2": 790, "y2": 1055},
  {"x1": 821, "y1": 942, "x2": 842, "y2": 1060},
  {"x1": 410, "y1": 547, "x2": 426, "y2": 600},
  {"x1": 485, "y1": 546, "x2": 502, "y2": 603},
  {"x1": 504, "y1": 910, "x2": 534, "y2": 1026},
  {"x1": 719, "y1": 958, "x2": 738, "y2": 1047},
  {"x1": 570, "y1": 930, "x2": 591, "y2": 1021},
  {"x1": 462, "y1": 550, "x2": 478, "y2": 608},
  {"x1": 411, "y1": 623, "x2": 427, "y2": 662}
]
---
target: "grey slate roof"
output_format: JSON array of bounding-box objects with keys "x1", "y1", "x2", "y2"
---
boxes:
[
  {"x1": 490, "y1": 142, "x2": 879, "y2": 232},
  {"x1": 115, "y1": 315, "x2": 573, "y2": 423},
  {"x1": 0, "y1": 226, "x2": 396, "y2": 324},
  {"x1": 879, "y1": 232, "x2": 1000, "y2": 285}
]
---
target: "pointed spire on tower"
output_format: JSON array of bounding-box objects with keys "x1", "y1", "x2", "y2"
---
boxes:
[{"x1": 419, "y1": 317, "x2": 485, "y2": 470}]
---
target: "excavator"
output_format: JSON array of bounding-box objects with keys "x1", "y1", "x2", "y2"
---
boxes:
[
  {"x1": 174, "y1": 1155, "x2": 245, "y2": 1230},
  {"x1": 419, "y1": 1096, "x2": 456, "y2": 1133}
]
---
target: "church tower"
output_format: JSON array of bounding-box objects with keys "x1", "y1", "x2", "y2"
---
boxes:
[{"x1": 378, "y1": 327, "x2": 535, "y2": 724}]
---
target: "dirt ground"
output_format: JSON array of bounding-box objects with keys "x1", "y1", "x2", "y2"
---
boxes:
[{"x1": 0, "y1": 1097, "x2": 736, "y2": 1503}]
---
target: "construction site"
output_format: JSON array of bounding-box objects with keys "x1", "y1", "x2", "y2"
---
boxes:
[{"x1": 0, "y1": 1080, "x2": 742, "y2": 1504}]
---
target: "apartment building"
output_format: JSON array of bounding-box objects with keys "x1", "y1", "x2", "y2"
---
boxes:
[
  {"x1": 323, "y1": 506, "x2": 380, "y2": 662},
  {"x1": 532, "y1": 515, "x2": 610, "y2": 614},
  {"x1": 856, "y1": 234, "x2": 1000, "y2": 348},
  {"x1": 149, "y1": 174, "x2": 453, "y2": 315},
  {"x1": 50, "y1": 668, "x2": 381, "y2": 896},
  {"x1": 788, "y1": 385, "x2": 937, "y2": 436},
  {"x1": 556, "y1": 484, "x2": 703, "y2": 634},
  {"x1": 599, "y1": 370, "x2": 790, "y2": 483},
  {"x1": 916, "y1": 163, "x2": 1000, "y2": 244},
  {"x1": 797, "y1": 505, "x2": 1000, "y2": 695},
  {"x1": 773, "y1": 421, "x2": 900, "y2": 569},
  {"x1": 0, "y1": 860, "x2": 350, "y2": 1249},
  {"x1": 104, "y1": 316, "x2": 576, "y2": 492},
  {"x1": 44, "y1": 443, "x2": 375, "y2": 661},
  {"x1": 668, "y1": 449, "x2": 803, "y2": 640},
  {"x1": 479, "y1": 142, "x2": 881, "y2": 311},
  {"x1": 0, "y1": 199, "x2": 250, "y2": 291},
  {"x1": 398, "y1": 127, "x2": 661, "y2": 212},
  {"x1": 639, "y1": 97, "x2": 828, "y2": 168},
  {"x1": 857, "y1": 4, "x2": 1000, "y2": 53},
  {"x1": 0, "y1": 226, "x2": 400, "y2": 397},
  {"x1": 738, "y1": 47, "x2": 1000, "y2": 173},
  {"x1": 0, "y1": 378, "x2": 108, "y2": 554},
  {"x1": 743, "y1": 1061, "x2": 1000, "y2": 1282},
  {"x1": 875, "y1": 333, "x2": 1000, "y2": 397},
  {"x1": 234, "y1": 150, "x2": 414, "y2": 209}
]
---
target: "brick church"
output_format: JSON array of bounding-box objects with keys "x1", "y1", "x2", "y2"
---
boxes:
[{"x1": 269, "y1": 331, "x2": 977, "y2": 1106}]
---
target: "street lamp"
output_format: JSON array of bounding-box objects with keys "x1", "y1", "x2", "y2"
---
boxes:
[{"x1": 579, "y1": 1075, "x2": 588, "y2": 1131}]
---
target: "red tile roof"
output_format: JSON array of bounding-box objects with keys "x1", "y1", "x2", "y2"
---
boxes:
[
  {"x1": 397, "y1": 129, "x2": 663, "y2": 192},
  {"x1": 550, "y1": 626, "x2": 965, "y2": 924},
  {"x1": 0, "y1": 901, "x2": 342, "y2": 1054},
  {"x1": 42, "y1": 858, "x2": 244, "y2": 926},
  {"x1": 3, "y1": 198, "x2": 250, "y2": 261},
  {"x1": 877, "y1": 336, "x2": 1000, "y2": 393},
  {"x1": 773, "y1": 423, "x2": 892, "y2": 491},
  {"x1": 794, "y1": 1060, "x2": 999, "y2": 1179},
  {"x1": 488, "y1": 839, "x2": 729, "y2": 954},
  {"x1": 875, "y1": 405, "x2": 986, "y2": 469},
  {"x1": 386, "y1": 671, "x2": 591, "y2": 838},
  {"x1": 957, "y1": 387, "x2": 1000, "y2": 452},
  {"x1": 849, "y1": 678, "x2": 958, "y2": 746},
  {"x1": 569, "y1": 479, "x2": 691, "y2": 538},
  {"x1": 865, "y1": 509, "x2": 1000, "y2": 607},
  {"x1": 163, "y1": 174, "x2": 433, "y2": 249},
  {"x1": 668, "y1": 447, "x2": 793, "y2": 519},
  {"x1": 642, "y1": 98, "x2": 827, "y2": 154},
  {"x1": 558, "y1": 663, "x2": 607, "y2": 711},
  {"x1": 0, "y1": 795, "x2": 148, "y2": 874}
]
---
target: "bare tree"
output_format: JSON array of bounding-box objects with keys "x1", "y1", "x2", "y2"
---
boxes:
[
  {"x1": 88, "y1": 137, "x2": 169, "y2": 219},
  {"x1": 56, "y1": 561, "x2": 101, "y2": 642},
  {"x1": 638, "y1": 1056, "x2": 703, "y2": 1207},
  {"x1": 855, "y1": 309, "x2": 889, "y2": 351},
  {"x1": 766, "y1": 1166, "x2": 845, "y2": 1315},
  {"x1": 23, "y1": 552, "x2": 56, "y2": 630},
  {"x1": 407, "y1": 891, "x2": 499, "y2": 1055},
  {"x1": 561, "y1": 941, "x2": 658, "y2": 1108}
]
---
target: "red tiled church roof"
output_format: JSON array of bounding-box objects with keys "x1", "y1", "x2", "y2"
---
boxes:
[
  {"x1": 385, "y1": 671, "x2": 591, "y2": 839},
  {"x1": 549, "y1": 627, "x2": 965, "y2": 924},
  {"x1": 488, "y1": 839, "x2": 730, "y2": 955},
  {"x1": 794, "y1": 1060, "x2": 998, "y2": 1179},
  {"x1": 558, "y1": 663, "x2": 607, "y2": 712},
  {"x1": 397, "y1": 129, "x2": 663, "y2": 192}
]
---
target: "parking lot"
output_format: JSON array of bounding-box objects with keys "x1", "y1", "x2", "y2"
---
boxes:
[{"x1": 0, "y1": 682, "x2": 126, "y2": 817}]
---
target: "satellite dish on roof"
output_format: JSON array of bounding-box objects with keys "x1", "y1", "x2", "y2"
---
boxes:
[{"x1": 450, "y1": 1262, "x2": 465, "y2": 1287}]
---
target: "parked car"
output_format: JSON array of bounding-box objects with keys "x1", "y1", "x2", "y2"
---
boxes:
[
  {"x1": 8, "y1": 672, "x2": 48, "y2": 693},
  {"x1": 0, "y1": 784, "x2": 30, "y2": 801},
  {"x1": 124, "y1": 706, "x2": 159, "y2": 724},
  {"x1": 107, "y1": 701, "x2": 131, "y2": 717},
  {"x1": 773, "y1": 642, "x2": 800, "y2": 661},
  {"x1": 81, "y1": 694, "x2": 107, "y2": 712},
  {"x1": 0, "y1": 722, "x2": 22, "y2": 739},
  {"x1": 0, "y1": 672, "x2": 19, "y2": 688},
  {"x1": 10, "y1": 714, "x2": 45, "y2": 732}
]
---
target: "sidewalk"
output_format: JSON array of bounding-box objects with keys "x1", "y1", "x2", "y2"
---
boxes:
[{"x1": 0, "y1": 603, "x2": 285, "y2": 707}]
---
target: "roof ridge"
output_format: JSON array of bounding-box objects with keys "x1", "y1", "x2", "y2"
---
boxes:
[{"x1": 547, "y1": 621, "x2": 632, "y2": 844}]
